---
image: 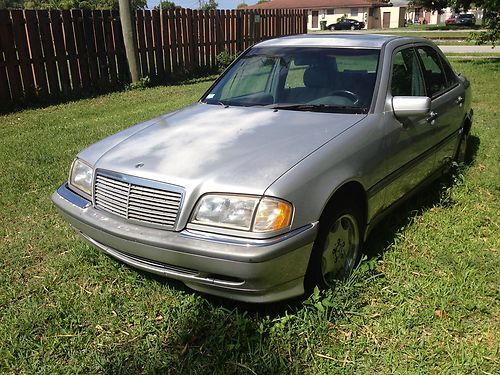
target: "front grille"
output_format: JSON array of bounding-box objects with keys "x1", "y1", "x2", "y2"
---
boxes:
[{"x1": 94, "y1": 173, "x2": 182, "y2": 230}]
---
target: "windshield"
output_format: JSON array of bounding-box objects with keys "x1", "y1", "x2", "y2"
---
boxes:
[{"x1": 201, "y1": 46, "x2": 380, "y2": 113}]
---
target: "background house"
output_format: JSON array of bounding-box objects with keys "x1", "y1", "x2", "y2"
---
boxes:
[
  {"x1": 379, "y1": 1, "x2": 407, "y2": 28},
  {"x1": 402, "y1": 0, "x2": 450, "y2": 24},
  {"x1": 391, "y1": 1, "x2": 482, "y2": 26},
  {"x1": 246, "y1": 0, "x2": 390, "y2": 30}
]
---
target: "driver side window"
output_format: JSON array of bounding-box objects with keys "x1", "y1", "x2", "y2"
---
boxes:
[
  {"x1": 391, "y1": 48, "x2": 426, "y2": 97},
  {"x1": 220, "y1": 56, "x2": 275, "y2": 100}
]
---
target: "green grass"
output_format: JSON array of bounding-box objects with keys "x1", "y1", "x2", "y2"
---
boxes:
[
  {"x1": 375, "y1": 30, "x2": 476, "y2": 38},
  {"x1": 373, "y1": 30, "x2": 487, "y2": 45},
  {"x1": 316, "y1": 30, "x2": 477, "y2": 39},
  {"x1": 447, "y1": 53, "x2": 500, "y2": 59},
  {"x1": 0, "y1": 61, "x2": 499, "y2": 374},
  {"x1": 433, "y1": 40, "x2": 497, "y2": 46},
  {"x1": 316, "y1": 29, "x2": 495, "y2": 46},
  {"x1": 400, "y1": 23, "x2": 484, "y2": 31}
]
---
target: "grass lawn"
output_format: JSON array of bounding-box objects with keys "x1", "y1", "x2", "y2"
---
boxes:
[
  {"x1": 0, "y1": 61, "x2": 499, "y2": 374},
  {"x1": 316, "y1": 30, "x2": 493, "y2": 46},
  {"x1": 374, "y1": 30, "x2": 476, "y2": 39},
  {"x1": 318, "y1": 30, "x2": 478, "y2": 39},
  {"x1": 447, "y1": 53, "x2": 500, "y2": 59},
  {"x1": 376, "y1": 30, "x2": 487, "y2": 44}
]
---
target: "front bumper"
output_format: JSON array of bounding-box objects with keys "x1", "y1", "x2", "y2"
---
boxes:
[{"x1": 52, "y1": 184, "x2": 318, "y2": 303}]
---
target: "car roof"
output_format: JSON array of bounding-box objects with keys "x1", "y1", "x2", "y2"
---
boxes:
[{"x1": 255, "y1": 34, "x2": 408, "y2": 49}]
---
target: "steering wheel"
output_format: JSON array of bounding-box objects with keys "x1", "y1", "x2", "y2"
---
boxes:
[{"x1": 329, "y1": 90, "x2": 360, "y2": 105}]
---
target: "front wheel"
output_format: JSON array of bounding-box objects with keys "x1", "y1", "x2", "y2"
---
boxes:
[{"x1": 306, "y1": 205, "x2": 363, "y2": 290}]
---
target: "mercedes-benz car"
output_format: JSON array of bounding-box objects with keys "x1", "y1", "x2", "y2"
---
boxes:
[{"x1": 52, "y1": 34, "x2": 473, "y2": 303}]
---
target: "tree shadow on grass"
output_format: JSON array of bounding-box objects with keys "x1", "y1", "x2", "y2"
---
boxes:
[
  {"x1": 0, "y1": 73, "x2": 218, "y2": 116},
  {"x1": 95, "y1": 270, "x2": 292, "y2": 373},
  {"x1": 96, "y1": 136, "x2": 480, "y2": 374}
]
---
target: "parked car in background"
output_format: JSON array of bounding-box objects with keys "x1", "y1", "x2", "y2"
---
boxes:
[
  {"x1": 445, "y1": 15, "x2": 457, "y2": 25},
  {"x1": 457, "y1": 14, "x2": 476, "y2": 26},
  {"x1": 327, "y1": 18, "x2": 365, "y2": 30},
  {"x1": 53, "y1": 34, "x2": 473, "y2": 303},
  {"x1": 446, "y1": 13, "x2": 476, "y2": 26}
]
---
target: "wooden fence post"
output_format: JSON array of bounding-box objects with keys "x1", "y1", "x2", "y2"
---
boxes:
[{"x1": 118, "y1": 0, "x2": 140, "y2": 83}]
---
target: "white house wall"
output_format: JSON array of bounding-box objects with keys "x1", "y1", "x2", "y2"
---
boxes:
[
  {"x1": 307, "y1": 7, "x2": 369, "y2": 30},
  {"x1": 379, "y1": 7, "x2": 406, "y2": 28}
]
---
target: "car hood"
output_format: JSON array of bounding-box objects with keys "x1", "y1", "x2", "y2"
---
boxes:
[{"x1": 84, "y1": 103, "x2": 366, "y2": 195}]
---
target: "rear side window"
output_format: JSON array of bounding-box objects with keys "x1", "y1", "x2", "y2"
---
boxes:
[
  {"x1": 439, "y1": 54, "x2": 458, "y2": 87},
  {"x1": 390, "y1": 48, "x2": 426, "y2": 96},
  {"x1": 416, "y1": 46, "x2": 449, "y2": 97}
]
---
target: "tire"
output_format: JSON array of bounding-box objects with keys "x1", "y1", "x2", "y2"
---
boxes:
[
  {"x1": 305, "y1": 203, "x2": 364, "y2": 290},
  {"x1": 329, "y1": 25, "x2": 335, "y2": 31},
  {"x1": 351, "y1": 25, "x2": 356, "y2": 30}
]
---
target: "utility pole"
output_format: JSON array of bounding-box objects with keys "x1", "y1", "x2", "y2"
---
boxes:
[{"x1": 118, "y1": 0, "x2": 140, "y2": 83}]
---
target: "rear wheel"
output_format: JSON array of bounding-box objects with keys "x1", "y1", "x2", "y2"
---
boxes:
[
  {"x1": 330, "y1": 25, "x2": 336, "y2": 31},
  {"x1": 306, "y1": 204, "x2": 363, "y2": 290},
  {"x1": 455, "y1": 123, "x2": 471, "y2": 164}
]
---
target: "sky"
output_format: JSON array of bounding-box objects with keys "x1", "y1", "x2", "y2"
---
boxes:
[{"x1": 147, "y1": 0, "x2": 250, "y2": 9}]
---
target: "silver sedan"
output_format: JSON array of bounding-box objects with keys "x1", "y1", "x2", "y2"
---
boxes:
[{"x1": 52, "y1": 34, "x2": 473, "y2": 303}]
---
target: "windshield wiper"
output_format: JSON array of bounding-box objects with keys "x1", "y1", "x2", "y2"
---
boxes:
[{"x1": 267, "y1": 103, "x2": 367, "y2": 113}]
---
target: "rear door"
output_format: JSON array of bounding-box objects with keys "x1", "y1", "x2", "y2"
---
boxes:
[{"x1": 415, "y1": 46, "x2": 465, "y2": 168}]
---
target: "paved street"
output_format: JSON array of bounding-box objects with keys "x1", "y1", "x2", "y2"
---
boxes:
[{"x1": 439, "y1": 45, "x2": 498, "y2": 53}]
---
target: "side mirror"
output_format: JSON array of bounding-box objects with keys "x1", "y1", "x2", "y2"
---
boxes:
[{"x1": 392, "y1": 96, "x2": 431, "y2": 118}]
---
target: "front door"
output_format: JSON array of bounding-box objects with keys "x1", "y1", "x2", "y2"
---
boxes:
[
  {"x1": 383, "y1": 12, "x2": 391, "y2": 28},
  {"x1": 312, "y1": 11, "x2": 319, "y2": 28},
  {"x1": 380, "y1": 47, "x2": 437, "y2": 209}
]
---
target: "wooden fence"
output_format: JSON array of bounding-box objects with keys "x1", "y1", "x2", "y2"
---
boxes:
[{"x1": 0, "y1": 8, "x2": 307, "y2": 106}]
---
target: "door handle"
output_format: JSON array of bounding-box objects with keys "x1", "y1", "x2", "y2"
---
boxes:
[
  {"x1": 456, "y1": 96, "x2": 464, "y2": 107},
  {"x1": 426, "y1": 111, "x2": 438, "y2": 124}
]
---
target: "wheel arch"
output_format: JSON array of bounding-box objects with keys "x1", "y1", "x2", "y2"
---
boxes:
[
  {"x1": 303, "y1": 179, "x2": 368, "y2": 292},
  {"x1": 320, "y1": 180, "x2": 368, "y2": 232},
  {"x1": 454, "y1": 111, "x2": 473, "y2": 163},
  {"x1": 462, "y1": 112, "x2": 473, "y2": 136}
]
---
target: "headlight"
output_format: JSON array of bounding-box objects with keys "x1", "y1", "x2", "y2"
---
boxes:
[
  {"x1": 69, "y1": 159, "x2": 93, "y2": 197},
  {"x1": 192, "y1": 195, "x2": 259, "y2": 230},
  {"x1": 191, "y1": 194, "x2": 293, "y2": 233}
]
